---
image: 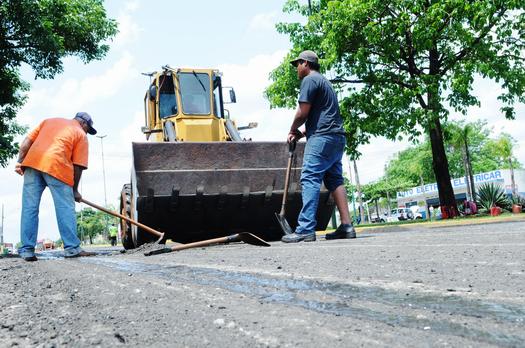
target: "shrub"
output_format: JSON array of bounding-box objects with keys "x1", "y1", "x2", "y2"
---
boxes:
[
  {"x1": 476, "y1": 183, "x2": 511, "y2": 212},
  {"x1": 511, "y1": 194, "x2": 525, "y2": 206}
]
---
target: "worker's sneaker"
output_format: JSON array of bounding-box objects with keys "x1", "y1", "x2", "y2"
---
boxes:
[
  {"x1": 325, "y1": 224, "x2": 356, "y2": 240},
  {"x1": 64, "y1": 250, "x2": 97, "y2": 258},
  {"x1": 281, "y1": 232, "x2": 316, "y2": 243}
]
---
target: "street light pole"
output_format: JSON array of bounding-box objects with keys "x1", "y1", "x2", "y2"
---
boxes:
[
  {"x1": 97, "y1": 135, "x2": 109, "y2": 238},
  {"x1": 0, "y1": 204, "x2": 4, "y2": 245}
]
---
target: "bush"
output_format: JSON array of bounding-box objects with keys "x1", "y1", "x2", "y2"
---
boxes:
[
  {"x1": 511, "y1": 194, "x2": 525, "y2": 206},
  {"x1": 476, "y1": 183, "x2": 511, "y2": 212}
]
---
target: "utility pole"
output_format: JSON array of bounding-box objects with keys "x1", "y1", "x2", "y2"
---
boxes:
[
  {"x1": 97, "y1": 135, "x2": 109, "y2": 238},
  {"x1": 353, "y1": 160, "x2": 365, "y2": 224},
  {"x1": 79, "y1": 180, "x2": 84, "y2": 244},
  {"x1": 345, "y1": 154, "x2": 357, "y2": 223},
  {"x1": 0, "y1": 204, "x2": 4, "y2": 245}
]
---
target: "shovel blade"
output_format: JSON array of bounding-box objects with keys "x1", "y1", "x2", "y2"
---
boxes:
[
  {"x1": 238, "y1": 232, "x2": 271, "y2": 247},
  {"x1": 144, "y1": 247, "x2": 172, "y2": 256},
  {"x1": 275, "y1": 213, "x2": 294, "y2": 235}
]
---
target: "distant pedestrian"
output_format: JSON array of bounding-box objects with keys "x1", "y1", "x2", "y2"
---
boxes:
[
  {"x1": 15, "y1": 113, "x2": 98, "y2": 261},
  {"x1": 109, "y1": 224, "x2": 118, "y2": 246},
  {"x1": 282, "y1": 50, "x2": 357, "y2": 243}
]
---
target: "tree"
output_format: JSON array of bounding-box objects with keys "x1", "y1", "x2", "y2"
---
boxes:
[
  {"x1": 445, "y1": 121, "x2": 479, "y2": 200},
  {"x1": 385, "y1": 141, "x2": 433, "y2": 186},
  {"x1": 76, "y1": 207, "x2": 117, "y2": 244},
  {"x1": 362, "y1": 176, "x2": 413, "y2": 217},
  {"x1": 0, "y1": 0, "x2": 117, "y2": 167},
  {"x1": 385, "y1": 120, "x2": 521, "y2": 189},
  {"x1": 494, "y1": 133, "x2": 519, "y2": 196},
  {"x1": 266, "y1": 0, "x2": 525, "y2": 219}
]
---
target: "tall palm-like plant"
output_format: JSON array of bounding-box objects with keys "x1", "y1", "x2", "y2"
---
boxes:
[
  {"x1": 476, "y1": 183, "x2": 511, "y2": 212},
  {"x1": 447, "y1": 122, "x2": 476, "y2": 201}
]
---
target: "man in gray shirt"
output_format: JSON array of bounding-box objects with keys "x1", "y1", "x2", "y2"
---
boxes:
[{"x1": 283, "y1": 50, "x2": 356, "y2": 243}]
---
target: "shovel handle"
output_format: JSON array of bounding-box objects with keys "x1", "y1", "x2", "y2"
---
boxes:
[
  {"x1": 80, "y1": 198, "x2": 164, "y2": 238},
  {"x1": 279, "y1": 141, "x2": 296, "y2": 216},
  {"x1": 145, "y1": 234, "x2": 242, "y2": 256}
]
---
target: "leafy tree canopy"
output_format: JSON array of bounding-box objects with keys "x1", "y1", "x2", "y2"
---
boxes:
[
  {"x1": 385, "y1": 120, "x2": 522, "y2": 186},
  {"x1": 266, "y1": 0, "x2": 525, "y2": 216},
  {"x1": 0, "y1": 0, "x2": 118, "y2": 167},
  {"x1": 76, "y1": 206, "x2": 117, "y2": 242}
]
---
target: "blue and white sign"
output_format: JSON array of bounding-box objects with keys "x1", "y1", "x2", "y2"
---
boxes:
[{"x1": 397, "y1": 170, "x2": 504, "y2": 199}]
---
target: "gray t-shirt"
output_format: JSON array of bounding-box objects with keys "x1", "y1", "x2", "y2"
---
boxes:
[{"x1": 298, "y1": 71, "x2": 345, "y2": 138}]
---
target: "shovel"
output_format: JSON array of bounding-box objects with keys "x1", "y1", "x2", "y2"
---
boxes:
[
  {"x1": 275, "y1": 140, "x2": 296, "y2": 235},
  {"x1": 80, "y1": 198, "x2": 165, "y2": 244},
  {"x1": 144, "y1": 232, "x2": 270, "y2": 256}
]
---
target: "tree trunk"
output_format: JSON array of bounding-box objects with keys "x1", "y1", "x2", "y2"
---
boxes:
[
  {"x1": 509, "y1": 157, "x2": 517, "y2": 196},
  {"x1": 461, "y1": 147, "x2": 472, "y2": 201},
  {"x1": 375, "y1": 199, "x2": 380, "y2": 219},
  {"x1": 429, "y1": 118, "x2": 459, "y2": 218},
  {"x1": 386, "y1": 191, "x2": 392, "y2": 216},
  {"x1": 427, "y1": 46, "x2": 458, "y2": 218},
  {"x1": 353, "y1": 160, "x2": 365, "y2": 224},
  {"x1": 464, "y1": 136, "x2": 476, "y2": 200},
  {"x1": 420, "y1": 175, "x2": 430, "y2": 220}
]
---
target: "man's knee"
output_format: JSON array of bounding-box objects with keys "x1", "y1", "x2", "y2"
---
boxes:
[{"x1": 324, "y1": 175, "x2": 344, "y2": 192}]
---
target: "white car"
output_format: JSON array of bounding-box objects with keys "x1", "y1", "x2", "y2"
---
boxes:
[{"x1": 380, "y1": 208, "x2": 420, "y2": 222}]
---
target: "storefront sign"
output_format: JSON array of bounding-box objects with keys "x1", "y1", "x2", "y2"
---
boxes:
[{"x1": 397, "y1": 170, "x2": 503, "y2": 199}]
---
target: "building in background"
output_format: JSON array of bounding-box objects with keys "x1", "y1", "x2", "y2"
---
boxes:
[{"x1": 396, "y1": 169, "x2": 525, "y2": 208}]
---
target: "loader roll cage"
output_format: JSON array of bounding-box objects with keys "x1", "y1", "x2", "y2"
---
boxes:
[{"x1": 148, "y1": 69, "x2": 226, "y2": 120}]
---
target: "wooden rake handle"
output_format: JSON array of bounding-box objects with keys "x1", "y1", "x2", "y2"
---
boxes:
[{"x1": 80, "y1": 198, "x2": 164, "y2": 238}]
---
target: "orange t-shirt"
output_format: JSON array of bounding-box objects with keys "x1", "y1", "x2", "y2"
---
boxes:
[{"x1": 22, "y1": 118, "x2": 89, "y2": 186}]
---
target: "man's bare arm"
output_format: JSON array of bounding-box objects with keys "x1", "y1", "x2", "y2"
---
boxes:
[
  {"x1": 73, "y1": 164, "x2": 86, "y2": 202},
  {"x1": 288, "y1": 102, "x2": 311, "y2": 142},
  {"x1": 14, "y1": 137, "x2": 33, "y2": 175}
]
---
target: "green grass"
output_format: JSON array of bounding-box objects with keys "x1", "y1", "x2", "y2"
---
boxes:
[{"x1": 321, "y1": 211, "x2": 525, "y2": 234}]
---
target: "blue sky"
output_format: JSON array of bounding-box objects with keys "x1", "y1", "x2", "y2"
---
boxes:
[{"x1": 1, "y1": 0, "x2": 524, "y2": 243}]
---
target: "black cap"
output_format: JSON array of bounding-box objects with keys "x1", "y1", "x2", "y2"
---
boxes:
[
  {"x1": 74, "y1": 112, "x2": 97, "y2": 135},
  {"x1": 290, "y1": 50, "x2": 319, "y2": 67}
]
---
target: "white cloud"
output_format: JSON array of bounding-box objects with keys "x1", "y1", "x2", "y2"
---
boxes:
[
  {"x1": 449, "y1": 77, "x2": 525, "y2": 165},
  {"x1": 248, "y1": 12, "x2": 278, "y2": 32},
  {"x1": 125, "y1": 0, "x2": 140, "y2": 12},
  {"x1": 19, "y1": 52, "x2": 138, "y2": 117},
  {"x1": 219, "y1": 50, "x2": 291, "y2": 140},
  {"x1": 113, "y1": 2, "x2": 142, "y2": 47},
  {"x1": 120, "y1": 110, "x2": 148, "y2": 143}
]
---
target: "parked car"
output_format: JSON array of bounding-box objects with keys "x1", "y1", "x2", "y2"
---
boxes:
[{"x1": 379, "y1": 208, "x2": 416, "y2": 222}]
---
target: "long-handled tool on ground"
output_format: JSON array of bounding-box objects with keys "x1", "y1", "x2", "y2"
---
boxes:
[
  {"x1": 80, "y1": 198, "x2": 165, "y2": 243},
  {"x1": 275, "y1": 140, "x2": 297, "y2": 235},
  {"x1": 144, "y1": 232, "x2": 270, "y2": 256}
]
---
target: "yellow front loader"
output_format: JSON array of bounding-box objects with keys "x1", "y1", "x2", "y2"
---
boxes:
[{"x1": 119, "y1": 66, "x2": 334, "y2": 249}]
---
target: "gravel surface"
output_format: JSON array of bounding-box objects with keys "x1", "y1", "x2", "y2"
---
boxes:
[{"x1": 0, "y1": 221, "x2": 524, "y2": 347}]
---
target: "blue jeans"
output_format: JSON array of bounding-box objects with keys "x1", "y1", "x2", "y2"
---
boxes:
[
  {"x1": 296, "y1": 134, "x2": 345, "y2": 235},
  {"x1": 19, "y1": 168, "x2": 82, "y2": 258}
]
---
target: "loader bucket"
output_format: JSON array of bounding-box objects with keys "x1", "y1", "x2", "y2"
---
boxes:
[{"x1": 129, "y1": 142, "x2": 335, "y2": 244}]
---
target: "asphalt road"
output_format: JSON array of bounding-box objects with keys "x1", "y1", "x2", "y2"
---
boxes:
[{"x1": 0, "y1": 221, "x2": 524, "y2": 347}]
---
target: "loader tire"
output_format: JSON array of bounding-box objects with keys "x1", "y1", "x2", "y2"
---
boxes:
[{"x1": 120, "y1": 183, "x2": 135, "y2": 250}]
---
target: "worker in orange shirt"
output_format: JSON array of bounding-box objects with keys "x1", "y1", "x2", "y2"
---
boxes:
[{"x1": 15, "y1": 112, "x2": 98, "y2": 261}]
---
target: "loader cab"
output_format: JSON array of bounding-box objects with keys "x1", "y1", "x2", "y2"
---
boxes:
[{"x1": 143, "y1": 67, "x2": 238, "y2": 142}]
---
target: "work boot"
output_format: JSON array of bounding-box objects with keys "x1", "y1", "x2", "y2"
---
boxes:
[
  {"x1": 325, "y1": 224, "x2": 356, "y2": 240},
  {"x1": 281, "y1": 232, "x2": 316, "y2": 243},
  {"x1": 23, "y1": 255, "x2": 38, "y2": 262}
]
